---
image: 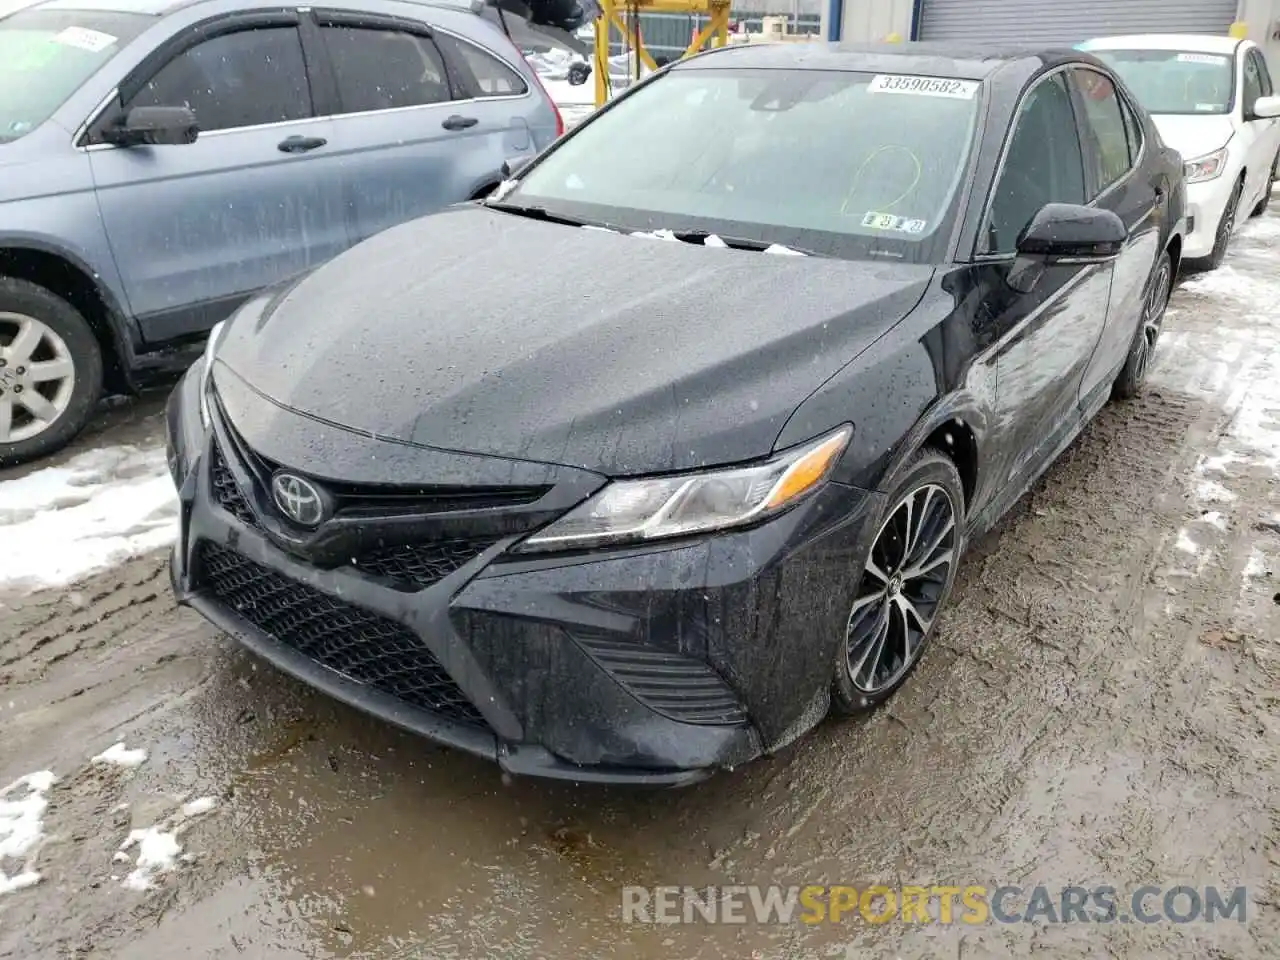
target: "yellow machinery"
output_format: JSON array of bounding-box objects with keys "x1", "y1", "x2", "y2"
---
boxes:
[{"x1": 592, "y1": 0, "x2": 733, "y2": 108}]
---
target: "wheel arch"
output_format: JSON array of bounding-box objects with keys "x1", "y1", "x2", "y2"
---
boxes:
[
  {"x1": 876, "y1": 396, "x2": 987, "y2": 512},
  {"x1": 0, "y1": 240, "x2": 135, "y2": 395}
]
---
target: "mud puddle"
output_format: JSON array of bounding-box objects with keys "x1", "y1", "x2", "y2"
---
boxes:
[{"x1": 2, "y1": 220, "x2": 1278, "y2": 958}]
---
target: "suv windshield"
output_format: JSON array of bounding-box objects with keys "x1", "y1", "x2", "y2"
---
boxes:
[
  {"x1": 1091, "y1": 49, "x2": 1235, "y2": 115},
  {"x1": 505, "y1": 67, "x2": 983, "y2": 262},
  {"x1": 0, "y1": 8, "x2": 152, "y2": 142}
]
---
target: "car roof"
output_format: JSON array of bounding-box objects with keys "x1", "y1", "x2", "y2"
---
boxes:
[
  {"x1": 26, "y1": 0, "x2": 481, "y2": 17},
  {"x1": 677, "y1": 40, "x2": 1089, "y2": 81},
  {"x1": 1080, "y1": 34, "x2": 1244, "y2": 55}
]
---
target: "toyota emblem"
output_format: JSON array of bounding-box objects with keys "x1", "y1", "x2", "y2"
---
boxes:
[{"x1": 271, "y1": 472, "x2": 327, "y2": 527}]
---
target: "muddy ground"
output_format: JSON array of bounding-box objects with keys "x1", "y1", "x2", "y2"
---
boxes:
[{"x1": 2, "y1": 213, "x2": 1278, "y2": 959}]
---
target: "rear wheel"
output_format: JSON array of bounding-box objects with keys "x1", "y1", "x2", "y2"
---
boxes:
[
  {"x1": 0, "y1": 278, "x2": 102, "y2": 467},
  {"x1": 830, "y1": 449, "x2": 964, "y2": 716},
  {"x1": 1113, "y1": 250, "x2": 1172, "y2": 401}
]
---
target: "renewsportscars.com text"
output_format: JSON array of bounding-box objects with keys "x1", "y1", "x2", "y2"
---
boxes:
[{"x1": 621, "y1": 884, "x2": 1249, "y2": 925}]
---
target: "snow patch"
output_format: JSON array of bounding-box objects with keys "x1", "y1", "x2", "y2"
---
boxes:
[
  {"x1": 118, "y1": 796, "x2": 219, "y2": 891},
  {"x1": 1175, "y1": 530, "x2": 1199, "y2": 554},
  {"x1": 0, "y1": 445, "x2": 177, "y2": 593},
  {"x1": 1195, "y1": 479, "x2": 1237, "y2": 504},
  {"x1": 1196, "y1": 511, "x2": 1227, "y2": 531},
  {"x1": 0, "y1": 771, "x2": 57, "y2": 895},
  {"x1": 91, "y1": 742, "x2": 148, "y2": 769}
]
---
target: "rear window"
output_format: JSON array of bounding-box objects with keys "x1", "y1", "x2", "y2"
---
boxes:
[
  {"x1": 0, "y1": 8, "x2": 152, "y2": 140},
  {"x1": 506, "y1": 67, "x2": 983, "y2": 263},
  {"x1": 1091, "y1": 49, "x2": 1235, "y2": 115}
]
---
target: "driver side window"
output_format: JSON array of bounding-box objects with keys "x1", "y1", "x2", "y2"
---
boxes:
[
  {"x1": 128, "y1": 26, "x2": 313, "y2": 133},
  {"x1": 983, "y1": 73, "x2": 1086, "y2": 255}
]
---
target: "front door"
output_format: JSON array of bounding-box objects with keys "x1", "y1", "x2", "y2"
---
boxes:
[
  {"x1": 1070, "y1": 66, "x2": 1163, "y2": 411},
  {"x1": 970, "y1": 70, "x2": 1114, "y2": 511},
  {"x1": 88, "y1": 14, "x2": 350, "y2": 342},
  {"x1": 1242, "y1": 48, "x2": 1280, "y2": 206}
]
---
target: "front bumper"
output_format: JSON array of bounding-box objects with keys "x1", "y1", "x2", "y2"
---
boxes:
[
  {"x1": 1182, "y1": 176, "x2": 1235, "y2": 260},
  {"x1": 165, "y1": 367, "x2": 881, "y2": 786}
]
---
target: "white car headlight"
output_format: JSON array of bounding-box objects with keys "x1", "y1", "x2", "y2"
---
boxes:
[
  {"x1": 1184, "y1": 147, "x2": 1228, "y2": 183},
  {"x1": 516, "y1": 425, "x2": 852, "y2": 553},
  {"x1": 198, "y1": 320, "x2": 225, "y2": 429}
]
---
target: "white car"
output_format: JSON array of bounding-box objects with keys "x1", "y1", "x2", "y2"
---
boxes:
[{"x1": 1081, "y1": 34, "x2": 1280, "y2": 268}]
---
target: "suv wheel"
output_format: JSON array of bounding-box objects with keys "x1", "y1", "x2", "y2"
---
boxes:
[{"x1": 0, "y1": 278, "x2": 103, "y2": 467}]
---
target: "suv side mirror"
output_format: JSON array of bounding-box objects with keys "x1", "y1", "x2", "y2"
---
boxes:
[
  {"x1": 1249, "y1": 94, "x2": 1280, "y2": 119},
  {"x1": 1007, "y1": 202, "x2": 1126, "y2": 292},
  {"x1": 103, "y1": 105, "x2": 199, "y2": 147}
]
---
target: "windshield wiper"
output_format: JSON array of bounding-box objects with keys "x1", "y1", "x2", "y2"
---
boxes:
[
  {"x1": 484, "y1": 201, "x2": 597, "y2": 228},
  {"x1": 669, "y1": 229, "x2": 828, "y2": 258}
]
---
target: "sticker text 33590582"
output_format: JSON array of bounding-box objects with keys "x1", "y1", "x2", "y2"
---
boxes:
[{"x1": 866, "y1": 74, "x2": 980, "y2": 99}]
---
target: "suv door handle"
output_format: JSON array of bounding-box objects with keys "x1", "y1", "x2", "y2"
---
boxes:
[
  {"x1": 442, "y1": 114, "x2": 478, "y2": 131},
  {"x1": 278, "y1": 135, "x2": 327, "y2": 153}
]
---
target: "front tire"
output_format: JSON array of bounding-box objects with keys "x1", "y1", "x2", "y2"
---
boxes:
[
  {"x1": 0, "y1": 278, "x2": 103, "y2": 467},
  {"x1": 1112, "y1": 250, "x2": 1172, "y2": 401},
  {"x1": 830, "y1": 449, "x2": 964, "y2": 716},
  {"x1": 1202, "y1": 176, "x2": 1243, "y2": 270}
]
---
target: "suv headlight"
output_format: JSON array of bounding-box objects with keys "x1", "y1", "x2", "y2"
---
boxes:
[
  {"x1": 198, "y1": 320, "x2": 226, "y2": 429},
  {"x1": 516, "y1": 425, "x2": 852, "y2": 553},
  {"x1": 1184, "y1": 147, "x2": 1228, "y2": 183}
]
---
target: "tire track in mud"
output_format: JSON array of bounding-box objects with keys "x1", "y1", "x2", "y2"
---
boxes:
[{"x1": 0, "y1": 554, "x2": 175, "y2": 688}]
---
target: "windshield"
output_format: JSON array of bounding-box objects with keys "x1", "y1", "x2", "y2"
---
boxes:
[
  {"x1": 0, "y1": 9, "x2": 152, "y2": 142},
  {"x1": 1091, "y1": 49, "x2": 1235, "y2": 115},
  {"x1": 504, "y1": 67, "x2": 983, "y2": 262}
]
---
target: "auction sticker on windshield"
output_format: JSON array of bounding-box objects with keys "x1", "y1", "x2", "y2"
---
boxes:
[
  {"x1": 52, "y1": 27, "x2": 118, "y2": 53},
  {"x1": 1177, "y1": 52, "x2": 1229, "y2": 64},
  {"x1": 867, "y1": 74, "x2": 979, "y2": 99}
]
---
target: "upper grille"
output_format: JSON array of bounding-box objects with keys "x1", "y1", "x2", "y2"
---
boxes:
[
  {"x1": 209, "y1": 442, "x2": 259, "y2": 529},
  {"x1": 195, "y1": 541, "x2": 488, "y2": 729},
  {"x1": 207, "y1": 440, "x2": 499, "y2": 591}
]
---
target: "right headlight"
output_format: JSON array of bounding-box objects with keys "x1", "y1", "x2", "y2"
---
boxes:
[
  {"x1": 515, "y1": 425, "x2": 852, "y2": 553},
  {"x1": 1183, "y1": 147, "x2": 1228, "y2": 183}
]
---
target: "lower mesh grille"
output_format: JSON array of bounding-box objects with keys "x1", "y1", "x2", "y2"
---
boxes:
[
  {"x1": 195, "y1": 541, "x2": 488, "y2": 729},
  {"x1": 352, "y1": 539, "x2": 500, "y2": 591}
]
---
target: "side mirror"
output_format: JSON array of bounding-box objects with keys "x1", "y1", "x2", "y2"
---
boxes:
[
  {"x1": 103, "y1": 105, "x2": 199, "y2": 147},
  {"x1": 1249, "y1": 94, "x2": 1280, "y2": 119},
  {"x1": 1007, "y1": 203, "x2": 1125, "y2": 293},
  {"x1": 500, "y1": 155, "x2": 533, "y2": 179}
]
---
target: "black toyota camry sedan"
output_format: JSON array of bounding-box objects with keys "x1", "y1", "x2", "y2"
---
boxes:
[{"x1": 166, "y1": 41, "x2": 1185, "y2": 786}]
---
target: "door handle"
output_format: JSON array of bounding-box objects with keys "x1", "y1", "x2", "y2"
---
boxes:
[
  {"x1": 442, "y1": 114, "x2": 479, "y2": 131},
  {"x1": 277, "y1": 135, "x2": 327, "y2": 153}
]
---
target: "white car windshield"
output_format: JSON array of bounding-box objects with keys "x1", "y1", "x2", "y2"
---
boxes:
[
  {"x1": 0, "y1": 9, "x2": 151, "y2": 142},
  {"x1": 505, "y1": 67, "x2": 984, "y2": 262},
  {"x1": 1091, "y1": 49, "x2": 1235, "y2": 115}
]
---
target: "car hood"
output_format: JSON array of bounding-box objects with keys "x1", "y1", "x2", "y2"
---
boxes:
[
  {"x1": 215, "y1": 205, "x2": 933, "y2": 477},
  {"x1": 1151, "y1": 113, "x2": 1236, "y2": 160}
]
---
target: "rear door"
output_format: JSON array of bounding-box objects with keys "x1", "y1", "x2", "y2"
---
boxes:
[
  {"x1": 971, "y1": 70, "x2": 1114, "y2": 506},
  {"x1": 87, "y1": 12, "x2": 350, "y2": 342},
  {"x1": 1070, "y1": 65, "x2": 1162, "y2": 411},
  {"x1": 306, "y1": 9, "x2": 534, "y2": 246}
]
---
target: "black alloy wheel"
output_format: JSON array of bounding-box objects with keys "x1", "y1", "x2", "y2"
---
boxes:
[
  {"x1": 831, "y1": 450, "x2": 964, "y2": 715},
  {"x1": 1114, "y1": 250, "x2": 1173, "y2": 400}
]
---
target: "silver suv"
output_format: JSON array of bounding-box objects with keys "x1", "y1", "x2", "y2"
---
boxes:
[{"x1": 0, "y1": 0, "x2": 566, "y2": 465}]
